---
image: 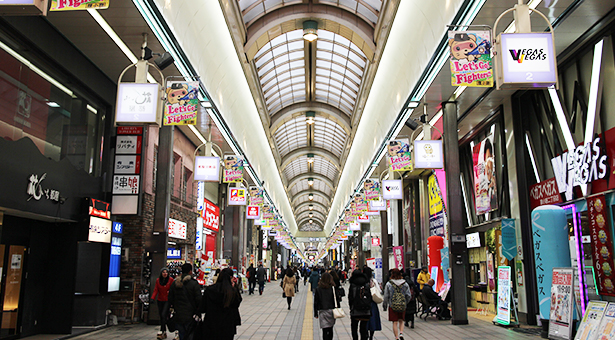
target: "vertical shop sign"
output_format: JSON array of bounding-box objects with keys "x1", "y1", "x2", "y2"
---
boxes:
[
  {"x1": 473, "y1": 134, "x2": 498, "y2": 214},
  {"x1": 112, "y1": 126, "x2": 143, "y2": 214},
  {"x1": 428, "y1": 174, "x2": 445, "y2": 237},
  {"x1": 448, "y1": 31, "x2": 493, "y2": 87},
  {"x1": 223, "y1": 155, "x2": 244, "y2": 183},
  {"x1": 387, "y1": 138, "x2": 412, "y2": 172},
  {"x1": 249, "y1": 186, "x2": 264, "y2": 206},
  {"x1": 592, "y1": 302, "x2": 615, "y2": 340},
  {"x1": 203, "y1": 198, "x2": 219, "y2": 231},
  {"x1": 195, "y1": 217, "x2": 203, "y2": 251},
  {"x1": 393, "y1": 246, "x2": 404, "y2": 269},
  {"x1": 364, "y1": 179, "x2": 380, "y2": 201},
  {"x1": 496, "y1": 266, "x2": 512, "y2": 325},
  {"x1": 549, "y1": 268, "x2": 574, "y2": 340},
  {"x1": 163, "y1": 81, "x2": 198, "y2": 125},
  {"x1": 501, "y1": 219, "x2": 517, "y2": 261},
  {"x1": 375, "y1": 258, "x2": 383, "y2": 284},
  {"x1": 574, "y1": 301, "x2": 608, "y2": 340},
  {"x1": 587, "y1": 194, "x2": 615, "y2": 296},
  {"x1": 440, "y1": 247, "x2": 450, "y2": 283}
]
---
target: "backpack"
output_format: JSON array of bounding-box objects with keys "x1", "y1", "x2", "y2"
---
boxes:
[
  {"x1": 354, "y1": 284, "x2": 372, "y2": 311},
  {"x1": 390, "y1": 283, "x2": 406, "y2": 312}
]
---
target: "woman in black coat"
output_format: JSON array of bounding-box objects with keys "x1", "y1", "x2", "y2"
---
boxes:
[
  {"x1": 403, "y1": 268, "x2": 419, "y2": 328},
  {"x1": 199, "y1": 268, "x2": 242, "y2": 340},
  {"x1": 314, "y1": 272, "x2": 341, "y2": 340},
  {"x1": 348, "y1": 269, "x2": 372, "y2": 340}
]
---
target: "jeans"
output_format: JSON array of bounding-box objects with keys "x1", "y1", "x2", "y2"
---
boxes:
[
  {"x1": 258, "y1": 281, "x2": 265, "y2": 294},
  {"x1": 157, "y1": 301, "x2": 168, "y2": 332},
  {"x1": 249, "y1": 281, "x2": 256, "y2": 294},
  {"x1": 176, "y1": 323, "x2": 194, "y2": 340},
  {"x1": 351, "y1": 317, "x2": 368, "y2": 340}
]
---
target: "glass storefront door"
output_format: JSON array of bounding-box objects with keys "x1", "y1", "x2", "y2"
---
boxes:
[{"x1": 0, "y1": 245, "x2": 26, "y2": 339}]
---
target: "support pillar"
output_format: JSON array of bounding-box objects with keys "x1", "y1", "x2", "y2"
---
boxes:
[
  {"x1": 223, "y1": 205, "x2": 241, "y2": 268},
  {"x1": 442, "y1": 101, "x2": 468, "y2": 325},
  {"x1": 380, "y1": 211, "x2": 389, "y2": 284}
]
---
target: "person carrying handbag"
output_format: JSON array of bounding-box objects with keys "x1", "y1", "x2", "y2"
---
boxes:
[
  {"x1": 313, "y1": 272, "x2": 341, "y2": 340},
  {"x1": 363, "y1": 267, "x2": 382, "y2": 340}
]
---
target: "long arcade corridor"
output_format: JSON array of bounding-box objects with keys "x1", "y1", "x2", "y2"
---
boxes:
[{"x1": 61, "y1": 281, "x2": 541, "y2": 340}]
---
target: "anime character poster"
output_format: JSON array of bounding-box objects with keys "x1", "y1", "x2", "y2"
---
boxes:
[
  {"x1": 448, "y1": 30, "x2": 493, "y2": 87},
  {"x1": 223, "y1": 155, "x2": 244, "y2": 183},
  {"x1": 163, "y1": 81, "x2": 199, "y2": 125},
  {"x1": 473, "y1": 134, "x2": 498, "y2": 215},
  {"x1": 387, "y1": 138, "x2": 412, "y2": 172},
  {"x1": 364, "y1": 179, "x2": 381, "y2": 201},
  {"x1": 354, "y1": 193, "x2": 368, "y2": 212},
  {"x1": 249, "y1": 186, "x2": 264, "y2": 206}
]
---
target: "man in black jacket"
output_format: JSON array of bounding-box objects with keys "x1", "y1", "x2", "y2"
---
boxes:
[
  {"x1": 247, "y1": 264, "x2": 257, "y2": 295},
  {"x1": 168, "y1": 263, "x2": 202, "y2": 340},
  {"x1": 422, "y1": 279, "x2": 450, "y2": 320},
  {"x1": 256, "y1": 262, "x2": 268, "y2": 295}
]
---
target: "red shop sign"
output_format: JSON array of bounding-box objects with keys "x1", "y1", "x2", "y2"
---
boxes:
[
  {"x1": 203, "y1": 198, "x2": 220, "y2": 232},
  {"x1": 588, "y1": 194, "x2": 615, "y2": 296},
  {"x1": 529, "y1": 177, "x2": 562, "y2": 210}
]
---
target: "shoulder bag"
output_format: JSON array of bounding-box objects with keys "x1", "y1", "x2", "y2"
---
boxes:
[
  {"x1": 332, "y1": 287, "x2": 346, "y2": 319},
  {"x1": 370, "y1": 279, "x2": 383, "y2": 304}
]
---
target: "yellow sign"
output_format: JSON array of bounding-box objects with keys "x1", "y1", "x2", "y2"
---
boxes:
[
  {"x1": 51, "y1": 0, "x2": 109, "y2": 11},
  {"x1": 428, "y1": 174, "x2": 443, "y2": 216}
]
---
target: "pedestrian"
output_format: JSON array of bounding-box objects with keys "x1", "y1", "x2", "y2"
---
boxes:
[
  {"x1": 168, "y1": 263, "x2": 202, "y2": 340},
  {"x1": 151, "y1": 267, "x2": 174, "y2": 339},
  {"x1": 309, "y1": 268, "x2": 320, "y2": 293},
  {"x1": 282, "y1": 268, "x2": 297, "y2": 309},
  {"x1": 330, "y1": 269, "x2": 343, "y2": 301},
  {"x1": 256, "y1": 262, "x2": 267, "y2": 295},
  {"x1": 363, "y1": 267, "x2": 381, "y2": 340},
  {"x1": 348, "y1": 269, "x2": 372, "y2": 340},
  {"x1": 294, "y1": 267, "x2": 300, "y2": 293},
  {"x1": 314, "y1": 272, "x2": 341, "y2": 340},
  {"x1": 422, "y1": 279, "x2": 450, "y2": 320},
  {"x1": 416, "y1": 266, "x2": 430, "y2": 290},
  {"x1": 199, "y1": 268, "x2": 242, "y2": 340},
  {"x1": 247, "y1": 263, "x2": 257, "y2": 295},
  {"x1": 403, "y1": 268, "x2": 419, "y2": 328},
  {"x1": 382, "y1": 268, "x2": 412, "y2": 340}
]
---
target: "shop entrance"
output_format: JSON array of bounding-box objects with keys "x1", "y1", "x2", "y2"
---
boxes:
[{"x1": 0, "y1": 245, "x2": 26, "y2": 339}]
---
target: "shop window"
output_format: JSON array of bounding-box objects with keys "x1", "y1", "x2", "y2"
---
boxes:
[
  {"x1": 0, "y1": 46, "x2": 105, "y2": 176},
  {"x1": 181, "y1": 167, "x2": 193, "y2": 203},
  {"x1": 171, "y1": 153, "x2": 180, "y2": 198}
]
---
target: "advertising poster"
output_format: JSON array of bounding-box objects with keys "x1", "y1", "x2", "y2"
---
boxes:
[
  {"x1": 448, "y1": 30, "x2": 493, "y2": 87},
  {"x1": 387, "y1": 138, "x2": 412, "y2": 172},
  {"x1": 428, "y1": 174, "x2": 446, "y2": 237},
  {"x1": 549, "y1": 268, "x2": 574, "y2": 340},
  {"x1": 496, "y1": 266, "x2": 512, "y2": 325},
  {"x1": 249, "y1": 186, "x2": 264, "y2": 206},
  {"x1": 203, "y1": 198, "x2": 220, "y2": 231},
  {"x1": 168, "y1": 218, "x2": 187, "y2": 240},
  {"x1": 163, "y1": 81, "x2": 198, "y2": 125},
  {"x1": 262, "y1": 205, "x2": 274, "y2": 220},
  {"x1": 574, "y1": 301, "x2": 608, "y2": 340},
  {"x1": 529, "y1": 177, "x2": 563, "y2": 210},
  {"x1": 223, "y1": 155, "x2": 244, "y2": 183},
  {"x1": 587, "y1": 195, "x2": 615, "y2": 296},
  {"x1": 393, "y1": 246, "x2": 404, "y2": 269},
  {"x1": 473, "y1": 134, "x2": 498, "y2": 215},
  {"x1": 355, "y1": 193, "x2": 368, "y2": 212},
  {"x1": 364, "y1": 179, "x2": 380, "y2": 201},
  {"x1": 593, "y1": 303, "x2": 615, "y2": 340},
  {"x1": 51, "y1": 0, "x2": 109, "y2": 11}
]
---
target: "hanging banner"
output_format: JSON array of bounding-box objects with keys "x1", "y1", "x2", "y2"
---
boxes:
[
  {"x1": 163, "y1": 81, "x2": 198, "y2": 125},
  {"x1": 393, "y1": 246, "x2": 404, "y2": 270},
  {"x1": 354, "y1": 193, "x2": 368, "y2": 212},
  {"x1": 223, "y1": 155, "x2": 244, "y2": 183},
  {"x1": 246, "y1": 205, "x2": 260, "y2": 219},
  {"x1": 364, "y1": 179, "x2": 380, "y2": 201},
  {"x1": 593, "y1": 302, "x2": 615, "y2": 340},
  {"x1": 228, "y1": 187, "x2": 247, "y2": 206},
  {"x1": 473, "y1": 134, "x2": 498, "y2": 215},
  {"x1": 588, "y1": 194, "x2": 615, "y2": 296},
  {"x1": 262, "y1": 205, "x2": 274, "y2": 220},
  {"x1": 387, "y1": 138, "x2": 412, "y2": 172},
  {"x1": 448, "y1": 30, "x2": 493, "y2": 87},
  {"x1": 428, "y1": 174, "x2": 445, "y2": 237},
  {"x1": 496, "y1": 266, "x2": 512, "y2": 325},
  {"x1": 549, "y1": 268, "x2": 575, "y2": 340},
  {"x1": 249, "y1": 186, "x2": 264, "y2": 206},
  {"x1": 501, "y1": 219, "x2": 517, "y2": 261},
  {"x1": 203, "y1": 198, "x2": 219, "y2": 232},
  {"x1": 575, "y1": 301, "x2": 608, "y2": 340},
  {"x1": 414, "y1": 140, "x2": 444, "y2": 169},
  {"x1": 51, "y1": 0, "x2": 109, "y2": 11}
]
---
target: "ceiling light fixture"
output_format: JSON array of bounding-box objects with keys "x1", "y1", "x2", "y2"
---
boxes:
[
  {"x1": 309, "y1": 213, "x2": 313, "y2": 218},
  {"x1": 305, "y1": 111, "x2": 316, "y2": 124},
  {"x1": 308, "y1": 205, "x2": 313, "y2": 211},
  {"x1": 303, "y1": 20, "x2": 318, "y2": 42},
  {"x1": 307, "y1": 177, "x2": 314, "y2": 186},
  {"x1": 308, "y1": 193, "x2": 314, "y2": 201},
  {"x1": 307, "y1": 153, "x2": 315, "y2": 164}
]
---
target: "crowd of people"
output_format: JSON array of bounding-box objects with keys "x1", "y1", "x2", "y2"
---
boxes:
[{"x1": 150, "y1": 261, "x2": 450, "y2": 340}]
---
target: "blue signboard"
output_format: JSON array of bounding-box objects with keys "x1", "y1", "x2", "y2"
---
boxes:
[
  {"x1": 501, "y1": 219, "x2": 517, "y2": 261},
  {"x1": 168, "y1": 248, "x2": 182, "y2": 259},
  {"x1": 112, "y1": 221, "x2": 123, "y2": 234},
  {"x1": 108, "y1": 235, "x2": 122, "y2": 292}
]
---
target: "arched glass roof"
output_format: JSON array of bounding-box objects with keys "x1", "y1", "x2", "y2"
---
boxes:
[
  {"x1": 313, "y1": 115, "x2": 347, "y2": 158},
  {"x1": 312, "y1": 155, "x2": 339, "y2": 181},
  {"x1": 295, "y1": 193, "x2": 329, "y2": 207},
  {"x1": 295, "y1": 204, "x2": 328, "y2": 217},
  {"x1": 255, "y1": 30, "x2": 306, "y2": 114},
  {"x1": 318, "y1": 0, "x2": 382, "y2": 24},
  {"x1": 289, "y1": 178, "x2": 333, "y2": 199},
  {"x1": 299, "y1": 223, "x2": 323, "y2": 232},
  {"x1": 283, "y1": 155, "x2": 309, "y2": 181},
  {"x1": 272, "y1": 116, "x2": 307, "y2": 158}
]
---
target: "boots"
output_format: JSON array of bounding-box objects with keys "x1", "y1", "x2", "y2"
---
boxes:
[{"x1": 411, "y1": 321, "x2": 414, "y2": 329}]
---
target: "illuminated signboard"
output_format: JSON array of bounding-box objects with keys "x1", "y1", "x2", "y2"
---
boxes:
[
  {"x1": 194, "y1": 156, "x2": 220, "y2": 182},
  {"x1": 228, "y1": 187, "x2": 247, "y2": 206},
  {"x1": 115, "y1": 83, "x2": 160, "y2": 125},
  {"x1": 203, "y1": 199, "x2": 220, "y2": 232},
  {"x1": 246, "y1": 205, "x2": 260, "y2": 219},
  {"x1": 382, "y1": 180, "x2": 403, "y2": 200},
  {"x1": 88, "y1": 216, "x2": 112, "y2": 243},
  {"x1": 414, "y1": 140, "x2": 444, "y2": 169},
  {"x1": 168, "y1": 218, "x2": 187, "y2": 239}
]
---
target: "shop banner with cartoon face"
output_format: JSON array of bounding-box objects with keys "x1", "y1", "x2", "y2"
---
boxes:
[
  {"x1": 588, "y1": 195, "x2": 615, "y2": 296},
  {"x1": 262, "y1": 205, "x2": 274, "y2": 220},
  {"x1": 223, "y1": 155, "x2": 244, "y2": 183},
  {"x1": 548, "y1": 268, "x2": 574, "y2": 340},
  {"x1": 364, "y1": 179, "x2": 381, "y2": 201},
  {"x1": 448, "y1": 30, "x2": 493, "y2": 87},
  {"x1": 473, "y1": 134, "x2": 498, "y2": 215},
  {"x1": 51, "y1": 0, "x2": 109, "y2": 11},
  {"x1": 163, "y1": 81, "x2": 198, "y2": 125},
  {"x1": 354, "y1": 193, "x2": 368, "y2": 212},
  {"x1": 387, "y1": 138, "x2": 412, "y2": 172},
  {"x1": 249, "y1": 186, "x2": 264, "y2": 206}
]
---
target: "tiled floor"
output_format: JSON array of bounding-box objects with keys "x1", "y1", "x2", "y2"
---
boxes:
[{"x1": 32, "y1": 280, "x2": 542, "y2": 340}]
